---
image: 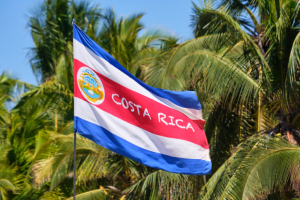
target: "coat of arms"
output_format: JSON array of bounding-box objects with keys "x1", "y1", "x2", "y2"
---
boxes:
[{"x1": 77, "y1": 67, "x2": 105, "y2": 105}]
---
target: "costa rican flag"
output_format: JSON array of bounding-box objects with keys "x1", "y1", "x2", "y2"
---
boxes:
[{"x1": 73, "y1": 24, "x2": 212, "y2": 175}]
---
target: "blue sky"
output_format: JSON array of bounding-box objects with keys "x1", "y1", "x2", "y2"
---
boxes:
[{"x1": 0, "y1": 0, "x2": 195, "y2": 85}]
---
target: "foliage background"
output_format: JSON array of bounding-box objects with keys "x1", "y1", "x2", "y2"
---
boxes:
[{"x1": 2, "y1": 0, "x2": 300, "y2": 199}]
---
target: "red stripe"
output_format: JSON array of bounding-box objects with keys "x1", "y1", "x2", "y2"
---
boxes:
[
  {"x1": 193, "y1": 120, "x2": 206, "y2": 128},
  {"x1": 74, "y1": 59, "x2": 209, "y2": 149}
]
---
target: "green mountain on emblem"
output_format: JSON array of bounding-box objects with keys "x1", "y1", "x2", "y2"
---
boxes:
[{"x1": 83, "y1": 80, "x2": 101, "y2": 96}]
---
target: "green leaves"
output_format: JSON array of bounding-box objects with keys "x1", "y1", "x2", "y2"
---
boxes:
[
  {"x1": 3, "y1": 0, "x2": 300, "y2": 199},
  {"x1": 67, "y1": 188, "x2": 107, "y2": 200},
  {"x1": 285, "y1": 31, "x2": 300, "y2": 99},
  {"x1": 29, "y1": 0, "x2": 102, "y2": 83},
  {"x1": 97, "y1": 9, "x2": 174, "y2": 77},
  {"x1": 200, "y1": 135, "x2": 300, "y2": 199},
  {"x1": 125, "y1": 170, "x2": 188, "y2": 200},
  {"x1": 0, "y1": 166, "x2": 17, "y2": 200},
  {"x1": 151, "y1": 33, "x2": 260, "y2": 104},
  {"x1": 142, "y1": 1, "x2": 300, "y2": 199}
]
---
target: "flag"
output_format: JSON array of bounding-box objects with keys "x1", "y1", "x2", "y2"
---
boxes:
[{"x1": 73, "y1": 23, "x2": 212, "y2": 175}]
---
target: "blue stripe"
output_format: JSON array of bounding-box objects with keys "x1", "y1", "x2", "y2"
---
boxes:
[
  {"x1": 73, "y1": 24, "x2": 202, "y2": 110},
  {"x1": 75, "y1": 116, "x2": 211, "y2": 175}
]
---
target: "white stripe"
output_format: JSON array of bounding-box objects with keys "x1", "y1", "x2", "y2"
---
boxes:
[
  {"x1": 74, "y1": 39, "x2": 203, "y2": 120},
  {"x1": 155, "y1": 96, "x2": 203, "y2": 120},
  {"x1": 75, "y1": 97, "x2": 210, "y2": 161}
]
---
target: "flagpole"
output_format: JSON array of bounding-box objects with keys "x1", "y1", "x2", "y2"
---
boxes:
[
  {"x1": 73, "y1": 130, "x2": 76, "y2": 200},
  {"x1": 72, "y1": 18, "x2": 76, "y2": 200}
]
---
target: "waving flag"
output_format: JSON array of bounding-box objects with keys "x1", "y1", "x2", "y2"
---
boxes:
[{"x1": 73, "y1": 24, "x2": 211, "y2": 175}]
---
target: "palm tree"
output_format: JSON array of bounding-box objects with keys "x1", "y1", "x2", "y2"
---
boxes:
[
  {"x1": 96, "y1": 9, "x2": 173, "y2": 77},
  {"x1": 0, "y1": 72, "x2": 35, "y2": 199},
  {"x1": 0, "y1": 74, "x2": 18, "y2": 200},
  {"x1": 143, "y1": 0, "x2": 300, "y2": 198},
  {"x1": 28, "y1": 0, "x2": 102, "y2": 83}
]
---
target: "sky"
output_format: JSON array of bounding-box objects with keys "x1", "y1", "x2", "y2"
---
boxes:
[{"x1": 0, "y1": 0, "x2": 195, "y2": 85}]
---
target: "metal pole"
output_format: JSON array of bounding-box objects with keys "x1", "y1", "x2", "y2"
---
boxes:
[
  {"x1": 73, "y1": 18, "x2": 76, "y2": 200},
  {"x1": 73, "y1": 131, "x2": 76, "y2": 199}
]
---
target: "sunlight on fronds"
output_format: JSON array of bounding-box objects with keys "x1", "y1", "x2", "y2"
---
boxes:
[
  {"x1": 200, "y1": 135, "x2": 300, "y2": 199},
  {"x1": 30, "y1": 134, "x2": 110, "y2": 190},
  {"x1": 154, "y1": 33, "x2": 260, "y2": 105},
  {"x1": 67, "y1": 188, "x2": 107, "y2": 200}
]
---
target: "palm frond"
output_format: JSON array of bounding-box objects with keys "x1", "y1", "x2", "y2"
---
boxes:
[
  {"x1": 157, "y1": 34, "x2": 259, "y2": 104},
  {"x1": 67, "y1": 188, "x2": 107, "y2": 200},
  {"x1": 200, "y1": 135, "x2": 300, "y2": 200},
  {"x1": 285, "y1": 31, "x2": 300, "y2": 96},
  {"x1": 125, "y1": 170, "x2": 188, "y2": 200}
]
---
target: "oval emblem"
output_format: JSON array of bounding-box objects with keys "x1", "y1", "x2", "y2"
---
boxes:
[{"x1": 77, "y1": 67, "x2": 105, "y2": 105}]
